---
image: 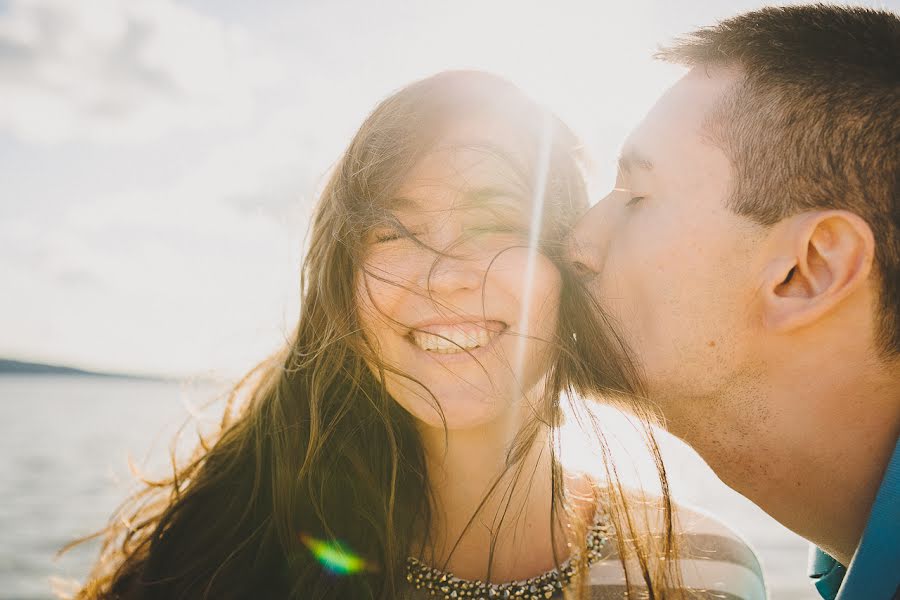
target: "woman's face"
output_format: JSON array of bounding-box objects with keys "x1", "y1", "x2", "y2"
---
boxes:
[{"x1": 356, "y1": 120, "x2": 563, "y2": 431}]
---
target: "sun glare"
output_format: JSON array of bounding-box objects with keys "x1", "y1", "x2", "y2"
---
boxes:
[{"x1": 512, "y1": 110, "x2": 554, "y2": 386}]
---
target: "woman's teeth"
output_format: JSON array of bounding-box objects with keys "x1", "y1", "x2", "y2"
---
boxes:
[{"x1": 410, "y1": 326, "x2": 500, "y2": 354}]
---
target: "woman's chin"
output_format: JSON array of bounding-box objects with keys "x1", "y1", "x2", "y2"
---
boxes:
[{"x1": 399, "y1": 394, "x2": 510, "y2": 432}]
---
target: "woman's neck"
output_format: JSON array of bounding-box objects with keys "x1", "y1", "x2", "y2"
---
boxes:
[{"x1": 416, "y1": 415, "x2": 589, "y2": 583}]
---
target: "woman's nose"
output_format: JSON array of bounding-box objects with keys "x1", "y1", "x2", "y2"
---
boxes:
[{"x1": 423, "y1": 252, "x2": 483, "y2": 296}]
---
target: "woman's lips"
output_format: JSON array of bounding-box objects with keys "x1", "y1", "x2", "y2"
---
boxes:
[{"x1": 408, "y1": 320, "x2": 508, "y2": 354}]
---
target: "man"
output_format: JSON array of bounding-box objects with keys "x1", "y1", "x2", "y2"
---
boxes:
[{"x1": 567, "y1": 5, "x2": 899, "y2": 599}]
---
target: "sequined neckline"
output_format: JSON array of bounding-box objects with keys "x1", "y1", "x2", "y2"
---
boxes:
[{"x1": 405, "y1": 508, "x2": 612, "y2": 599}]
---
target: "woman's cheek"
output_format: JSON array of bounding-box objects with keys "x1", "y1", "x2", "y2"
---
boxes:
[
  {"x1": 491, "y1": 250, "x2": 562, "y2": 333},
  {"x1": 360, "y1": 253, "x2": 413, "y2": 305},
  {"x1": 510, "y1": 250, "x2": 561, "y2": 304},
  {"x1": 531, "y1": 258, "x2": 562, "y2": 325}
]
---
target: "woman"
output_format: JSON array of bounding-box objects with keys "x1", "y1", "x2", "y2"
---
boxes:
[{"x1": 71, "y1": 71, "x2": 765, "y2": 599}]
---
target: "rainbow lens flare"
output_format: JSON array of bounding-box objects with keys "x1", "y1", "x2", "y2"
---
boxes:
[{"x1": 299, "y1": 532, "x2": 372, "y2": 575}]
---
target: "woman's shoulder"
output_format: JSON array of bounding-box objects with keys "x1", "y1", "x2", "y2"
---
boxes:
[
  {"x1": 669, "y1": 503, "x2": 767, "y2": 599},
  {"x1": 586, "y1": 490, "x2": 767, "y2": 600}
]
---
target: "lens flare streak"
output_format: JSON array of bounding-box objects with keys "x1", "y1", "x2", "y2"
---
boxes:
[
  {"x1": 299, "y1": 532, "x2": 371, "y2": 575},
  {"x1": 513, "y1": 109, "x2": 553, "y2": 382}
]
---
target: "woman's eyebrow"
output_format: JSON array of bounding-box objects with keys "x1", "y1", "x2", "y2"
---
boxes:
[
  {"x1": 383, "y1": 196, "x2": 420, "y2": 212},
  {"x1": 381, "y1": 187, "x2": 522, "y2": 219},
  {"x1": 461, "y1": 185, "x2": 522, "y2": 207}
]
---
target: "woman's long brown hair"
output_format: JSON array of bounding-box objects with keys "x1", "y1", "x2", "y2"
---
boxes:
[{"x1": 67, "y1": 71, "x2": 681, "y2": 599}]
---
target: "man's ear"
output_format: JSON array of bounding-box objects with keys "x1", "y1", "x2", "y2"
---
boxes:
[{"x1": 761, "y1": 210, "x2": 875, "y2": 332}]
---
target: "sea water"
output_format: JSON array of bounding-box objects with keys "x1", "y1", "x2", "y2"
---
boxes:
[{"x1": 0, "y1": 375, "x2": 817, "y2": 599}]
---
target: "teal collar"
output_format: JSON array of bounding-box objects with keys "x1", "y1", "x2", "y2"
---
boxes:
[{"x1": 809, "y1": 436, "x2": 900, "y2": 600}]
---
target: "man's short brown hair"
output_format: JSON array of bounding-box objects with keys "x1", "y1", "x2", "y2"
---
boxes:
[{"x1": 658, "y1": 4, "x2": 900, "y2": 355}]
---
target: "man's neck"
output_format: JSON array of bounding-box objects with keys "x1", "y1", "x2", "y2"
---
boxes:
[{"x1": 671, "y1": 352, "x2": 900, "y2": 567}]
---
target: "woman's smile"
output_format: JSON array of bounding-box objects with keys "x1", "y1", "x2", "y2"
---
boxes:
[
  {"x1": 407, "y1": 320, "x2": 509, "y2": 358},
  {"x1": 356, "y1": 134, "x2": 563, "y2": 430}
]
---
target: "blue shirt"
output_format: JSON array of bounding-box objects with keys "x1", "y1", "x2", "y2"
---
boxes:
[{"x1": 809, "y1": 436, "x2": 900, "y2": 600}]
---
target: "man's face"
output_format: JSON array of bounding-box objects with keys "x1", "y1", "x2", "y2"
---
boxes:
[{"x1": 568, "y1": 68, "x2": 767, "y2": 411}]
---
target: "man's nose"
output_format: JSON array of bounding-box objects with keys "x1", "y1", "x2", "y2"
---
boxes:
[{"x1": 566, "y1": 201, "x2": 608, "y2": 279}]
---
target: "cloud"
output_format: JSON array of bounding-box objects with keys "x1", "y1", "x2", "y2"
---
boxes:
[
  {"x1": 0, "y1": 105, "x2": 334, "y2": 377},
  {"x1": 0, "y1": 0, "x2": 280, "y2": 144},
  {"x1": 0, "y1": 0, "x2": 688, "y2": 376},
  {"x1": 0, "y1": 187, "x2": 304, "y2": 377}
]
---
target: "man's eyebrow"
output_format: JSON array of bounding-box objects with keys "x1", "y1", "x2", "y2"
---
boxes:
[{"x1": 617, "y1": 148, "x2": 655, "y2": 174}]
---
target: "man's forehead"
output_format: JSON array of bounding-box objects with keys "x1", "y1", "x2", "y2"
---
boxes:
[{"x1": 622, "y1": 67, "x2": 740, "y2": 168}]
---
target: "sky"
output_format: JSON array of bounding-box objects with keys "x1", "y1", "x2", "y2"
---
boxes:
[{"x1": 2, "y1": 0, "x2": 897, "y2": 378}]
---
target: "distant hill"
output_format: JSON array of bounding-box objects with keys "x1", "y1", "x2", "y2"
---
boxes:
[{"x1": 0, "y1": 359, "x2": 160, "y2": 380}]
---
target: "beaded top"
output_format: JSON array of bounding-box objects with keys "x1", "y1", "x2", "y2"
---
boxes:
[{"x1": 405, "y1": 508, "x2": 613, "y2": 599}]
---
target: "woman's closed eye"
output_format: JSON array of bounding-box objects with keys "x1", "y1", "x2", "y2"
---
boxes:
[
  {"x1": 374, "y1": 230, "x2": 403, "y2": 243},
  {"x1": 468, "y1": 223, "x2": 523, "y2": 235},
  {"x1": 371, "y1": 227, "x2": 422, "y2": 244}
]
